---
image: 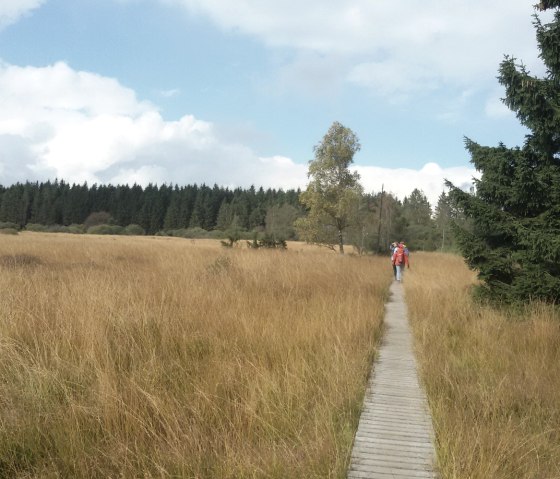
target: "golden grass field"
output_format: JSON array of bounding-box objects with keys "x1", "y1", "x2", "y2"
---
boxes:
[
  {"x1": 2, "y1": 234, "x2": 559, "y2": 478},
  {"x1": 0, "y1": 233, "x2": 391, "y2": 478},
  {"x1": 405, "y1": 253, "x2": 560, "y2": 479}
]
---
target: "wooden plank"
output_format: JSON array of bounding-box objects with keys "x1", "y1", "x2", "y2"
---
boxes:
[{"x1": 347, "y1": 282, "x2": 439, "y2": 478}]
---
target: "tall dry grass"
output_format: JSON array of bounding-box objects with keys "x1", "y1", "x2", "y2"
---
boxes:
[
  {"x1": 0, "y1": 233, "x2": 391, "y2": 478},
  {"x1": 405, "y1": 252, "x2": 560, "y2": 479}
]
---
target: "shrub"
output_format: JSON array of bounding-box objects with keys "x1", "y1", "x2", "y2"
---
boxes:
[
  {"x1": 87, "y1": 224, "x2": 124, "y2": 235},
  {"x1": 46, "y1": 225, "x2": 67, "y2": 233},
  {"x1": 84, "y1": 211, "x2": 114, "y2": 229},
  {"x1": 162, "y1": 228, "x2": 210, "y2": 239},
  {"x1": 25, "y1": 223, "x2": 48, "y2": 232},
  {"x1": 0, "y1": 228, "x2": 18, "y2": 235},
  {"x1": 24, "y1": 224, "x2": 84, "y2": 234},
  {"x1": 122, "y1": 224, "x2": 145, "y2": 236},
  {"x1": 66, "y1": 224, "x2": 85, "y2": 234},
  {"x1": 246, "y1": 232, "x2": 287, "y2": 249},
  {"x1": 0, "y1": 221, "x2": 20, "y2": 230}
]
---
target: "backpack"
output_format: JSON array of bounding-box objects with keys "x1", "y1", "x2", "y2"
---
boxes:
[{"x1": 394, "y1": 247, "x2": 405, "y2": 266}]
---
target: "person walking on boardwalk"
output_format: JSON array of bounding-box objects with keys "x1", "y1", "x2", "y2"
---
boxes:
[
  {"x1": 392, "y1": 241, "x2": 409, "y2": 282},
  {"x1": 390, "y1": 242, "x2": 398, "y2": 279}
]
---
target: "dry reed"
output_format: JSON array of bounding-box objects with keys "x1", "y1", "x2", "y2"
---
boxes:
[
  {"x1": 0, "y1": 233, "x2": 391, "y2": 478},
  {"x1": 404, "y1": 252, "x2": 560, "y2": 479}
]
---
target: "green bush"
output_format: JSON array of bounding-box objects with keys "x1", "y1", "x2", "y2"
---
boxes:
[
  {"x1": 160, "y1": 228, "x2": 256, "y2": 241},
  {"x1": 0, "y1": 228, "x2": 19, "y2": 235},
  {"x1": 25, "y1": 223, "x2": 84, "y2": 234},
  {"x1": 87, "y1": 224, "x2": 124, "y2": 235},
  {"x1": 162, "y1": 227, "x2": 211, "y2": 239},
  {"x1": 206, "y1": 229, "x2": 227, "y2": 239},
  {"x1": 25, "y1": 223, "x2": 48, "y2": 232},
  {"x1": 84, "y1": 211, "x2": 114, "y2": 229},
  {"x1": 66, "y1": 224, "x2": 85, "y2": 234},
  {"x1": 46, "y1": 225, "x2": 67, "y2": 233},
  {"x1": 246, "y1": 232, "x2": 287, "y2": 249},
  {"x1": 0, "y1": 222, "x2": 20, "y2": 230},
  {"x1": 122, "y1": 224, "x2": 145, "y2": 236}
]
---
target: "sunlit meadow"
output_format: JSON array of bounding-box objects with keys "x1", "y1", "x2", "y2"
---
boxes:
[
  {"x1": 405, "y1": 252, "x2": 560, "y2": 479},
  {"x1": 0, "y1": 233, "x2": 391, "y2": 478}
]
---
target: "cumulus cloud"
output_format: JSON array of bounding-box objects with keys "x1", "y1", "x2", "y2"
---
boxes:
[
  {"x1": 0, "y1": 61, "x2": 306, "y2": 189},
  {"x1": 0, "y1": 60, "x2": 476, "y2": 206},
  {"x1": 164, "y1": 0, "x2": 543, "y2": 96},
  {"x1": 273, "y1": 52, "x2": 348, "y2": 97},
  {"x1": 0, "y1": 0, "x2": 45, "y2": 30},
  {"x1": 356, "y1": 162, "x2": 478, "y2": 207}
]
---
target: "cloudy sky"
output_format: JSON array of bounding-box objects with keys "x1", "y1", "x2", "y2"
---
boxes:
[{"x1": 0, "y1": 0, "x2": 549, "y2": 206}]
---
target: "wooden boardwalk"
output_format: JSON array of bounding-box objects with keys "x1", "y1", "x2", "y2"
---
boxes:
[{"x1": 348, "y1": 281, "x2": 438, "y2": 479}]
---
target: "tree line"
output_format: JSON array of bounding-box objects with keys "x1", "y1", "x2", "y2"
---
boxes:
[
  {"x1": 0, "y1": 181, "x2": 303, "y2": 236},
  {"x1": 0, "y1": 178, "x2": 463, "y2": 252}
]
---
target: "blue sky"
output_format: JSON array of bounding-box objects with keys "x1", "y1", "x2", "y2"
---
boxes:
[{"x1": 0, "y1": 0, "x2": 549, "y2": 205}]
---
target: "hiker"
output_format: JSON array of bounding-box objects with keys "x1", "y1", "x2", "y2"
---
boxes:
[
  {"x1": 392, "y1": 241, "x2": 410, "y2": 282},
  {"x1": 402, "y1": 242, "x2": 410, "y2": 262},
  {"x1": 390, "y1": 242, "x2": 398, "y2": 279}
]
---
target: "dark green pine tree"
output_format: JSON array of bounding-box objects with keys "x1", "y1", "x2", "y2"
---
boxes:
[
  {"x1": 37, "y1": 181, "x2": 58, "y2": 225},
  {"x1": 216, "y1": 199, "x2": 234, "y2": 230},
  {"x1": 163, "y1": 186, "x2": 182, "y2": 230},
  {"x1": 188, "y1": 187, "x2": 206, "y2": 228},
  {"x1": 0, "y1": 184, "x2": 24, "y2": 225},
  {"x1": 138, "y1": 184, "x2": 166, "y2": 234},
  {"x1": 447, "y1": 1, "x2": 560, "y2": 303},
  {"x1": 63, "y1": 183, "x2": 89, "y2": 225},
  {"x1": 401, "y1": 189, "x2": 437, "y2": 251}
]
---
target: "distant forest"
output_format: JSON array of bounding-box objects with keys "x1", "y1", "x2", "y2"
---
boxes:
[
  {"x1": 0, "y1": 181, "x2": 303, "y2": 234},
  {"x1": 0, "y1": 180, "x2": 459, "y2": 252}
]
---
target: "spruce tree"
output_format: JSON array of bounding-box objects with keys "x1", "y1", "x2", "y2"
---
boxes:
[
  {"x1": 402, "y1": 189, "x2": 437, "y2": 251},
  {"x1": 447, "y1": 1, "x2": 560, "y2": 303},
  {"x1": 163, "y1": 186, "x2": 181, "y2": 230}
]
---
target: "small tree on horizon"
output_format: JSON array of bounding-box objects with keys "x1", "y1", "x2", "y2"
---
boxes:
[
  {"x1": 447, "y1": 1, "x2": 560, "y2": 303},
  {"x1": 296, "y1": 122, "x2": 363, "y2": 254}
]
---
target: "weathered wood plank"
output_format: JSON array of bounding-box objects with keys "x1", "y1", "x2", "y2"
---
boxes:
[{"x1": 347, "y1": 281, "x2": 438, "y2": 478}]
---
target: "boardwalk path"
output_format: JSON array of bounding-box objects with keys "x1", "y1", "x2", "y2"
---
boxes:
[{"x1": 347, "y1": 282, "x2": 438, "y2": 479}]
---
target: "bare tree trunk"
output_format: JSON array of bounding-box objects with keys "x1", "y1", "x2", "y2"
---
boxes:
[
  {"x1": 376, "y1": 185, "x2": 384, "y2": 253},
  {"x1": 338, "y1": 228, "x2": 344, "y2": 254}
]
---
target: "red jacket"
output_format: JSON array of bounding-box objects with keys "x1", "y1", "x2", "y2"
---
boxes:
[{"x1": 392, "y1": 246, "x2": 409, "y2": 266}]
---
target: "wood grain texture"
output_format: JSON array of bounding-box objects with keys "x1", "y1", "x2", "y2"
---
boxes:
[{"x1": 348, "y1": 282, "x2": 438, "y2": 479}]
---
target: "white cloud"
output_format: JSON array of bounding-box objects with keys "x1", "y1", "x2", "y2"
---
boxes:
[
  {"x1": 256, "y1": 155, "x2": 307, "y2": 189},
  {"x1": 0, "y1": 0, "x2": 45, "y2": 30},
  {"x1": 356, "y1": 162, "x2": 478, "y2": 207},
  {"x1": 0, "y1": 61, "x2": 306, "y2": 189},
  {"x1": 0, "y1": 60, "x2": 477, "y2": 206},
  {"x1": 273, "y1": 52, "x2": 347, "y2": 97},
  {"x1": 164, "y1": 0, "x2": 544, "y2": 97},
  {"x1": 347, "y1": 59, "x2": 439, "y2": 99}
]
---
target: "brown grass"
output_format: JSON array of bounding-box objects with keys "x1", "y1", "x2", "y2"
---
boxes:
[
  {"x1": 405, "y1": 252, "x2": 560, "y2": 479},
  {"x1": 0, "y1": 233, "x2": 391, "y2": 478}
]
